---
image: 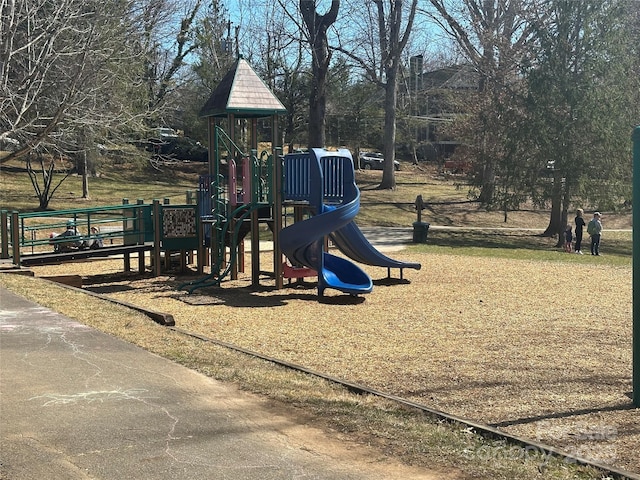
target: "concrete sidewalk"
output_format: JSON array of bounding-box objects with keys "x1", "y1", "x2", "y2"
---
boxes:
[{"x1": 0, "y1": 288, "x2": 446, "y2": 480}]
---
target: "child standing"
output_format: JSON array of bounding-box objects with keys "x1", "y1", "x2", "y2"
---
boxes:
[
  {"x1": 587, "y1": 212, "x2": 603, "y2": 256},
  {"x1": 564, "y1": 224, "x2": 573, "y2": 253}
]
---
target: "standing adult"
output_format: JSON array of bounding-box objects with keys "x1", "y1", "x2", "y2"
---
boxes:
[
  {"x1": 587, "y1": 212, "x2": 603, "y2": 256},
  {"x1": 574, "y1": 208, "x2": 586, "y2": 254}
]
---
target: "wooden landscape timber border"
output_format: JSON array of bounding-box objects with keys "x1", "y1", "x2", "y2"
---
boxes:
[{"x1": 164, "y1": 325, "x2": 639, "y2": 480}]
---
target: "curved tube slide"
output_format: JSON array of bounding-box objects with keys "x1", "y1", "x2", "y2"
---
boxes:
[
  {"x1": 280, "y1": 150, "x2": 373, "y2": 296},
  {"x1": 330, "y1": 222, "x2": 421, "y2": 271}
]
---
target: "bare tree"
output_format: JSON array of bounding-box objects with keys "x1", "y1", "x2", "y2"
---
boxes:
[
  {"x1": 134, "y1": 0, "x2": 205, "y2": 121},
  {"x1": 237, "y1": 0, "x2": 310, "y2": 150},
  {"x1": 337, "y1": 0, "x2": 418, "y2": 190},
  {"x1": 1, "y1": 0, "x2": 99, "y2": 161},
  {"x1": 1, "y1": 0, "x2": 207, "y2": 207},
  {"x1": 299, "y1": 0, "x2": 340, "y2": 148},
  {"x1": 192, "y1": 2, "x2": 237, "y2": 93},
  {"x1": 26, "y1": 153, "x2": 72, "y2": 211},
  {"x1": 422, "y1": 0, "x2": 539, "y2": 204},
  {"x1": 0, "y1": 1, "x2": 149, "y2": 207},
  {"x1": 375, "y1": 0, "x2": 418, "y2": 189},
  {"x1": 262, "y1": 18, "x2": 309, "y2": 151}
]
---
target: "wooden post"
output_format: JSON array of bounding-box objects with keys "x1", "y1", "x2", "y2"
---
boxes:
[
  {"x1": 137, "y1": 201, "x2": 145, "y2": 273},
  {"x1": 197, "y1": 221, "x2": 206, "y2": 274},
  {"x1": 165, "y1": 250, "x2": 171, "y2": 271},
  {"x1": 238, "y1": 238, "x2": 245, "y2": 273},
  {"x1": 415, "y1": 195, "x2": 425, "y2": 223},
  {"x1": 250, "y1": 119, "x2": 260, "y2": 287},
  {"x1": 122, "y1": 199, "x2": 131, "y2": 272},
  {"x1": 230, "y1": 217, "x2": 238, "y2": 280},
  {"x1": 632, "y1": 125, "x2": 640, "y2": 407},
  {"x1": 180, "y1": 250, "x2": 187, "y2": 272}
]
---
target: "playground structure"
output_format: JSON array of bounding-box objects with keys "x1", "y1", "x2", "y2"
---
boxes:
[
  {"x1": 1, "y1": 56, "x2": 421, "y2": 299},
  {"x1": 181, "y1": 57, "x2": 420, "y2": 297},
  {"x1": 182, "y1": 143, "x2": 421, "y2": 297}
]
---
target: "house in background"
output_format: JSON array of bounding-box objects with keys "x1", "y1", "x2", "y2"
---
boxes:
[{"x1": 405, "y1": 58, "x2": 479, "y2": 166}]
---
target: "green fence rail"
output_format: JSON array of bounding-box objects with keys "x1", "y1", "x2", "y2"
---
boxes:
[{"x1": 1, "y1": 203, "x2": 153, "y2": 257}]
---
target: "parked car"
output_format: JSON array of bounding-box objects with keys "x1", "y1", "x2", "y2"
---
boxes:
[
  {"x1": 154, "y1": 127, "x2": 179, "y2": 139},
  {"x1": 359, "y1": 152, "x2": 400, "y2": 171}
]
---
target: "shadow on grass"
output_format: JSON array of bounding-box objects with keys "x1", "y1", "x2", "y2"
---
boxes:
[
  {"x1": 373, "y1": 277, "x2": 411, "y2": 287},
  {"x1": 160, "y1": 280, "x2": 323, "y2": 308},
  {"x1": 85, "y1": 284, "x2": 137, "y2": 294},
  {"x1": 428, "y1": 230, "x2": 551, "y2": 250},
  {"x1": 319, "y1": 294, "x2": 367, "y2": 305},
  {"x1": 153, "y1": 277, "x2": 375, "y2": 307},
  {"x1": 423, "y1": 229, "x2": 632, "y2": 258},
  {"x1": 489, "y1": 401, "x2": 637, "y2": 428}
]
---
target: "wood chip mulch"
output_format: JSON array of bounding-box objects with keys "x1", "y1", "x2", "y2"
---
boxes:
[{"x1": 27, "y1": 250, "x2": 638, "y2": 474}]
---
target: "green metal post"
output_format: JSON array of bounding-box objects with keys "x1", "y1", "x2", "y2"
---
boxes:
[
  {"x1": 153, "y1": 200, "x2": 162, "y2": 277},
  {"x1": 633, "y1": 125, "x2": 640, "y2": 407},
  {"x1": 1, "y1": 210, "x2": 8, "y2": 259},
  {"x1": 272, "y1": 116, "x2": 283, "y2": 289},
  {"x1": 10, "y1": 211, "x2": 20, "y2": 266}
]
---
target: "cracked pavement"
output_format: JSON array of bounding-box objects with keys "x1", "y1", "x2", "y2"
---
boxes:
[{"x1": 0, "y1": 287, "x2": 448, "y2": 480}]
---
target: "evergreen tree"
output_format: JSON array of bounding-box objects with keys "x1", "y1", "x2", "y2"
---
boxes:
[{"x1": 524, "y1": 0, "x2": 637, "y2": 242}]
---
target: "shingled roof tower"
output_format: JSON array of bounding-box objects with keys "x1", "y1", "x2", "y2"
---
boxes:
[
  {"x1": 200, "y1": 56, "x2": 286, "y2": 119},
  {"x1": 199, "y1": 56, "x2": 287, "y2": 288}
]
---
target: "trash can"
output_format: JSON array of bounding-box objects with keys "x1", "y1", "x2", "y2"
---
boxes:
[{"x1": 412, "y1": 221, "x2": 430, "y2": 243}]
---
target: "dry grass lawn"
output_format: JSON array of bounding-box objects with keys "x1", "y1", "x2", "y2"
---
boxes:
[
  {"x1": 9, "y1": 244, "x2": 637, "y2": 477},
  {"x1": 2, "y1": 158, "x2": 636, "y2": 478}
]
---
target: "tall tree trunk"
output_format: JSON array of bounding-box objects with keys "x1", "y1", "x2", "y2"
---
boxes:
[
  {"x1": 308, "y1": 74, "x2": 326, "y2": 148},
  {"x1": 477, "y1": 127, "x2": 495, "y2": 204},
  {"x1": 300, "y1": 0, "x2": 339, "y2": 149},
  {"x1": 81, "y1": 150, "x2": 89, "y2": 199},
  {"x1": 557, "y1": 182, "x2": 572, "y2": 247},
  {"x1": 379, "y1": 69, "x2": 397, "y2": 190},
  {"x1": 478, "y1": 154, "x2": 496, "y2": 204},
  {"x1": 375, "y1": 0, "x2": 418, "y2": 190},
  {"x1": 542, "y1": 172, "x2": 563, "y2": 239},
  {"x1": 476, "y1": 91, "x2": 496, "y2": 205}
]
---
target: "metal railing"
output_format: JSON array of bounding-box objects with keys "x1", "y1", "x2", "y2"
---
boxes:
[{"x1": 1, "y1": 203, "x2": 154, "y2": 259}]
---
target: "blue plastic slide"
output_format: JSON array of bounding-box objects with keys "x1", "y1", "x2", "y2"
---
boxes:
[
  {"x1": 280, "y1": 150, "x2": 373, "y2": 297},
  {"x1": 330, "y1": 222, "x2": 421, "y2": 272}
]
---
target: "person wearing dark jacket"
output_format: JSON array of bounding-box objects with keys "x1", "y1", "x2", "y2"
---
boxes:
[{"x1": 574, "y1": 208, "x2": 586, "y2": 254}]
